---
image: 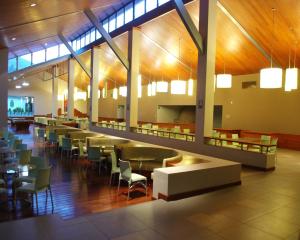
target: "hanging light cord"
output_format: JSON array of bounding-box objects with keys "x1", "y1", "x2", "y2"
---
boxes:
[{"x1": 270, "y1": 8, "x2": 276, "y2": 68}]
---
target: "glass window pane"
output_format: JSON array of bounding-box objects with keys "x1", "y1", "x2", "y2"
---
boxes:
[
  {"x1": 146, "y1": 0, "x2": 157, "y2": 12},
  {"x1": 72, "y1": 40, "x2": 77, "y2": 51},
  {"x1": 90, "y1": 28, "x2": 96, "y2": 42},
  {"x1": 109, "y1": 15, "x2": 116, "y2": 32},
  {"x1": 32, "y1": 49, "x2": 45, "y2": 65},
  {"x1": 80, "y1": 35, "x2": 85, "y2": 48},
  {"x1": 96, "y1": 30, "x2": 101, "y2": 39},
  {"x1": 8, "y1": 58, "x2": 17, "y2": 73},
  {"x1": 59, "y1": 44, "x2": 70, "y2": 56},
  {"x1": 46, "y1": 45, "x2": 58, "y2": 61},
  {"x1": 125, "y1": 3, "x2": 133, "y2": 24},
  {"x1": 18, "y1": 54, "x2": 32, "y2": 70},
  {"x1": 117, "y1": 9, "x2": 124, "y2": 28},
  {"x1": 135, "y1": 0, "x2": 145, "y2": 19},
  {"x1": 76, "y1": 39, "x2": 81, "y2": 50},
  {"x1": 85, "y1": 32, "x2": 90, "y2": 45},
  {"x1": 103, "y1": 19, "x2": 109, "y2": 32},
  {"x1": 158, "y1": 0, "x2": 170, "y2": 6}
]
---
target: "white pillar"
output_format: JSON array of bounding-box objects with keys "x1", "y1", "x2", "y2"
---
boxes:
[
  {"x1": 126, "y1": 27, "x2": 140, "y2": 131},
  {"x1": 52, "y1": 65, "x2": 58, "y2": 117},
  {"x1": 90, "y1": 47, "x2": 100, "y2": 123},
  {"x1": 195, "y1": 0, "x2": 217, "y2": 142},
  {"x1": 68, "y1": 58, "x2": 75, "y2": 119},
  {"x1": 0, "y1": 48, "x2": 8, "y2": 128}
]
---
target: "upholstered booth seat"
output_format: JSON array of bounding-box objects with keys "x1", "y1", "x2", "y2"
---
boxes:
[
  {"x1": 86, "y1": 137, "x2": 130, "y2": 148},
  {"x1": 120, "y1": 146, "x2": 182, "y2": 171},
  {"x1": 67, "y1": 131, "x2": 102, "y2": 141}
]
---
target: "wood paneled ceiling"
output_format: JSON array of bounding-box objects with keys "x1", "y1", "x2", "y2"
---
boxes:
[
  {"x1": 6, "y1": 0, "x2": 300, "y2": 89},
  {"x1": 0, "y1": 0, "x2": 130, "y2": 57}
]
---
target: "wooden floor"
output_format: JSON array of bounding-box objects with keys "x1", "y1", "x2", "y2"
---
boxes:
[{"x1": 0, "y1": 126, "x2": 152, "y2": 223}]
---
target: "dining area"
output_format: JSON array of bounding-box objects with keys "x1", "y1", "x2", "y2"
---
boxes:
[{"x1": 0, "y1": 128, "x2": 53, "y2": 215}]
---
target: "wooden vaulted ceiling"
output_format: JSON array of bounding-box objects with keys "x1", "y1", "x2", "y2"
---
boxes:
[{"x1": 6, "y1": 0, "x2": 300, "y2": 90}]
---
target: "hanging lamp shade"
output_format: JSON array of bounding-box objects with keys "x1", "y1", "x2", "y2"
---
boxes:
[
  {"x1": 171, "y1": 80, "x2": 186, "y2": 94},
  {"x1": 119, "y1": 86, "x2": 127, "y2": 97},
  {"x1": 260, "y1": 67, "x2": 282, "y2": 88},
  {"x1": 151, "y1": 82, "x2": 156, "y2": 96},
  {"x1": 156, "y1": 81, "x2": 168, "y2": 93},
  {"x1": 188, "y1": 79, "x2": 194, "y2": 96},
  {"x1": 285, "y1": 68, "x2": 298, "y2": 91},
  {"x1": 112, "y1": 88, "x2": 118, "y2": 99},
  {"x1": 216, "y1": 74, "x2": 232, "y2": 88},
  {"x1": 147, "y1": 83, "x2": 152, "y2": 96}
]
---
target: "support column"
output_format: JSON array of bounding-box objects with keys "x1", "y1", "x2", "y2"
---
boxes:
[
  {"x1": 52, "y1": 65, "x2": 59, "y2": 117},
  {"x1": 195, "y1": 0, "x2": 217, "y2": 142},
  {"x1": 0, "y1": 48, "x2": 8, "y2": 128},
  {"x1": 67, "y1": 58, "x2": 75, "y2": 119},
  {"x1": 90, "y1": 47, "x2": 100, "y2": 123},
  {"x1": 126, "y1": 27, "x2": 141, "y2": 131}
]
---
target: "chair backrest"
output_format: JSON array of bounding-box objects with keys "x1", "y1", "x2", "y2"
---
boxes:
[
  {"x1": 78, "y1": 141, "x2": 85, "y2": 157},
  {"x1": 38, "y1": 128, "x2": 45, "y2": 138},
  {"x1": 49, "y1": 132, "x2": 57, "y2": 143},
  {"x1": 261, "y1": 135, "x2": 271, "y2": 143},
  {"x1": 269, "y1": 138, "x2": 278, "y2": 153},
  {"x1": 62, "y1": 137, "x2": 72, "y2": 150},
  {"x1": 110, "y1": 151, "x2": 119, "y2": 172},
  {"x1": 119, "y1": 160, "x2": 131, "y2": 182},
  {"x1": 231, "y1": 134, "x2": 240, "y2": 146},
  {"x1": 30, "y1": 156, "x2": 47, "y2": 169},
  {"x1": 183, "y1": 128, "x2": 190, "y2": 134},
  {"x1": 18, "y1": 149, "x2": 32, "y2": 165},
  {"x1": 13, "y1": 139, "x2": 23, "y2": 150},
  {"x1": 58, "y1": 135, "x2": 64, "y2": 147},
  {"x1": 87, "y1": 146, "x2": 101, "y2": 161},
  {"x1": 35, "y1": 166, "x2": 51, "y2": 191},
  {"x1": 220, "y1": 134, "x2": 227, "y2": 145},
  {"x1": 16, "y1": 143, "x2": 27, "y2": 150}
]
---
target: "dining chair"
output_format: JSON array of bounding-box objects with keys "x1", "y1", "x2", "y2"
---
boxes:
[
  {"x1": 16, "y1": 143, "x2": 27, "y2": 151},
  {"x1": 61, "y1": 137, "x2": 78, "y2": 159},
  {"x1": 118, "y1": 160, "x2": 147, "y2": 200},
  {"x1": 47, "y1": 132, "x2": 58, "y2": 151},
  {"x1": 34, "y1": 127, "x2": 40, "y2": 142},
  {"x1": 14, "y1": 166, "x2": 54, "y2": 214},
  {"x1": 37, "y1": 128, "x2": 46, "y2": 143},
  {"x1": 17, "y1": 149, "x2": 32, "y2": 165},
  {"x1": 87, "y1": 146, "x2": 106, "y2": 175},
  {"x1": 110, "y1": 151, "x2": 120, "y2": 185},
  {"x1": 13, "y1": 156, "x2": 48, "y2": 186}
]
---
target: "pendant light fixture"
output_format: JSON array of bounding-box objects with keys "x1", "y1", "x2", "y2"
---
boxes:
[
  {"x1": 156, "y1": 75, "x2": 168, "y2": 93},
  {"x1": 216, "y1": 63, "x2": 232, "y2": 88},
  {"x1": 285, "y1": 43, "x2": 298, "y2": 91},
  {"x1": 112, "y1": 80, "x2": 118, "y2": 100},
  {"x1": 260, "y1": 8, "x2": 283, "y2": 89},
  {"x1": 188, "y1": 69, "x2": 194, "y2": 96},
  {"x1": 171, "y1": 74, "x2": 186, "y2": 94}
]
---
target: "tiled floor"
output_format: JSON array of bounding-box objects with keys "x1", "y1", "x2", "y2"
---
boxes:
[{"x1": 2, "y1": 132, "x2": 300, "y2": 239}]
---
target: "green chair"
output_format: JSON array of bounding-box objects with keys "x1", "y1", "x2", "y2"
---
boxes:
[
  {"x1": 87, "y1": 146, "x2": 106, "y2": 175},
  {"x1": 12, "y1": 139, "x2": 23, "y2": 150},
  {"x1": 14, "y1": 166, "x2": 54, "y2": 214},
  {"x1": 17, "y1": 149, "x2": 32, "y2": 165},
  {"x1": 16, "y1": 143, "x2": 27, "y2": 151},
  {"x1": 110, "y1": 151, "x2": 120, "y2": 185},
  {"x1": 61, "y1": 137, "x2": 78, "y2": 159},
  {"x1": 118, "y1": 160, "x2": 147, "y2": 200},
  {"x1": 220, "y1": 134, "x2": 228, "y2": 146},
  {"x1": 78, "y1": 141, "x2": 87, "y2": 159},
  {"x1": 15, "y1": 156, "x2": 48, "y2": 184},
  {"x1": 47, "y1": 132, "x2": 58, "y2": 150},
  {"x1": 37, "y1": 128, "x2": 46, "y2": 143}
]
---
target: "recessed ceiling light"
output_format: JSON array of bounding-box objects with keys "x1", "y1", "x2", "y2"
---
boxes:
[
  {"x1": 30, "y1": 3, "x2": 37, "y2": 7},
  {"x1": 15, "y1": 85, "x2": 22, "y2": 89},
  {"x1": 22, "y1": 82, "x2": 29, "y2": 87},
  {"x1": 11, "y1": 37, "x2": 16, "y2": 41},
  {"x1": 44, "y1": 43, "x2": 48, "y2": 46}
]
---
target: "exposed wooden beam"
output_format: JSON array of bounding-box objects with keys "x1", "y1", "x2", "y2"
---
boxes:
[
  {"x1": 84, "y1": 8, "x2": 129, "y2": 70},
  {"x1": 58, "y1": 33, "x2": 91, "y2": 78},
  {"x1": 174, "y1": 0, "x2": 204, "y2": 54}
]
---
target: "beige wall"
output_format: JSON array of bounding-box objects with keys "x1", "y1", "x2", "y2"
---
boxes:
[{"x1": 214, "y1": 73, "x2": 300, "y2": 135}]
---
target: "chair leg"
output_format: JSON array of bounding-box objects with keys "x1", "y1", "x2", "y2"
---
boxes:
[
  {"x1": 35, "y1": 193, "x2": 39, "y2": 215},
  {"x1": 49, "y1": 186, "x2": 54, "y2": 213},
  {"x1": 127, "y1": 183, "x2": 130, "y2": 200},
  {"x1": 45, "y1": 189, "x2": 48, "y2": 207},
  {"x1": 117, "y1": 179, "x2": 121, "y2": 194}
]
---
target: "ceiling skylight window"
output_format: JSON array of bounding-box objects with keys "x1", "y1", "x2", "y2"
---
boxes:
[
  {"x1": 117, "y1": 9, "x2": 124, "y2": 28},
  {"x1": 72, "y1": 40, "x2": 77, "y2": 51},
  {"x1": 8, "y1": 58, "x2": 17, "y2": 73},
  {"x1": 90, "y1": 29, "x2": 96, "y2": 42},
  {"x1": 18, "y1": 54, "x2": 31, "y2": 70},
  {"x1": 76, "y1": 39, "x2": 81, "y2": 50},
  {"x1": 146, "y1": 0, "x2": 157, "y2": 12},
  {"x1": 96, "y1": 30, "x2": 101, "y2": 40},
  {"x1": 46, "y1": 45, "x2": 58, "y2": 61},
  {"x1": 103, "y1": 19, "x2": 109, "y2": 32},
  {"x1": 80, "y1": 35, "x2": 85, "y2": 48},
  {"x1": 32, "y1": 49, "x2": 45, "y2": 65},
  {"x1": 125, "y1": 3, "x2": 134, "y2": 24},
  {"x1": 158, "y1": 0, "x2": 170, "y2": 6},
  {"x1": 135, "y1": 0, "x2": 145, "y2": 19},
  {"x1": 59, "y1": 44, "x2": 70, "y2": 56},
  {"x1": 109, "y1": 15, "x2": 116, "y2": 32},
  {"x1": 85, "y1": 32, "x2": 90, "y2": 45}
]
